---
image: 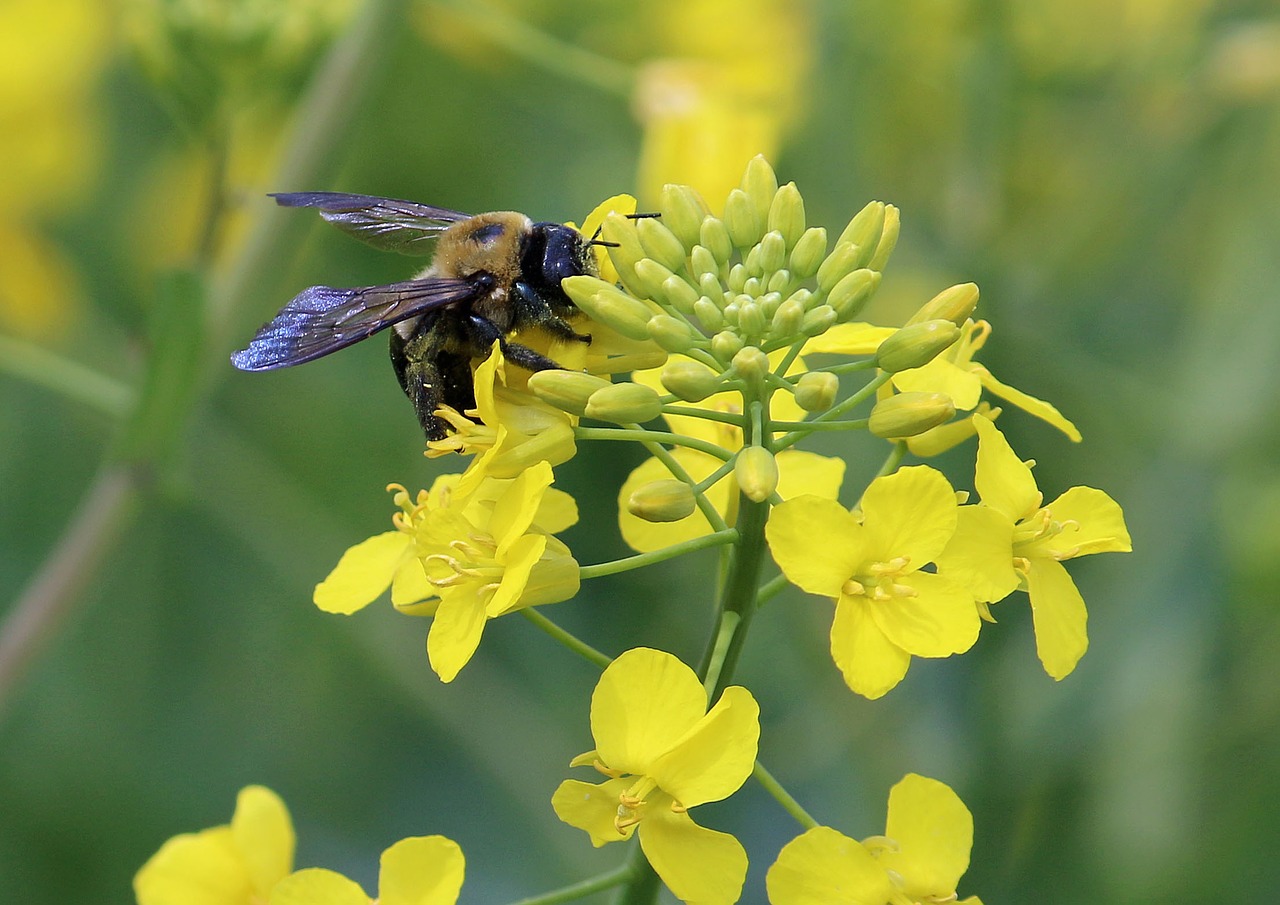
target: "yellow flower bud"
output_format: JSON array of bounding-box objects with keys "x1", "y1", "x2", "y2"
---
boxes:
[
  {"x1": 601, "y1": 212, "x2": 647, "y2": 288},
  {"x1": 868, "y1": 392, "x2": 956, "y2": 439},
  {"x1": 585, "y1": 381, "x2": 663, "y2": 424},
  {"x1": 694, "y1": 297, "x2": 725, "y2": 331},
  {"x1": 735, "y1": 446, "x2": 779, "y2": 502},
  {"x1": 627, "y1": 480, "x2": 697, "y2": 522},
  {"x1": 660, "y1": 359, "x2": 721, "y2": 402},
  {"x1": 794, "y1": 371, "x2": 839, "y2": 412},
  {"x1": 800, "y1": 304, "x2": 837, "y2": 337},
  {"x1": 768, "y1": 182, "x2": 806, "y2": 248},
  {"x1": 875, "y1": 319, "x2": 961, "y2": 372},
  {"x1": 757, "y1": 231, "x2": 787, "y2": 275},
  {"x1": 727, "y1": 263, "x2": 747, "y2": 293},
  {"x1": 647, "y1": 315, "x2": 702, "y2": 353},
  {"x1": 770, "y1": 298, "x2": 805, "y2": 337},
  {"x1": 906, "y1": 282, "x2": 979, "y2": 326},
  {"x1": 659, "y1": 184, "x2": 710, "y2": 249},
  {"x1": 836, "y1": 201, "x2": 886, "y2": 266},
  {"x1": 489, "y1": 422, "x2": 578, "y2": 476},
  {"x1": 526, "y1": 370, "x2": 613, "y2": 415},
  {"x1": 700, "y1": 216, "x2": 733, "y2": 265},
  {"x1": 826, "y1": 268, "x2": 880, "y2": 321},
  {"x1": 632, "y1": 258, "x2": 675, "y2": 301},
  {"x1": 661, "y1": 275, "x2": 699, "y2": 315},
  {"x1": 637, "y1": 216, "x2": 688, "y2": 273},
  {"x1": 738, "y1": 301, "x2": 767, "y2": 337},
  {"x1": 868, "y1": 204, "x2": 900, "y2": 272},
  {"x1": 711, "y1": 330, "x2": 745, "y2": 361},
  {"x1": 724, "y1": 188, "x2": 762, "y2": 249},
  {"x1": 741, "y1": 154, "x2": 779, "y2": 226},
  {"x1": 816, "y1": 243, "x2": 863, "y2": 292},
  {"x1": 732, "y1": 345, "x2": 770, "y2": 380},
  {"x1": 767, "y1": 269, "x2": 793, "y2": 294},
  {"x1": 690, "y1": 245, "x2": 719, "y2": 281},
  {"x1": 788, "y1": 227, "x2": 828, "y2": 279},
  {"x1": 562, "y1": 276, "x2": 654, "y2": 340}
]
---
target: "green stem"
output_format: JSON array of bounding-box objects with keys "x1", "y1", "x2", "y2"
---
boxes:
[
  {"x1": 819, "y1": 358, "x2": 878, "y2": 375},
  {"x1": 579, "y1": 529, "x2": 738, "y2": 579},
  {"x1": 772, "y1": 339, "x2": 807, "y2": 377},
  {"x1": 770, "y1": 418, "x2": 869, "y2": 432},
  {"x1": 0, "y1": 334, "x2": 133, "y2": 417},
  {"x1": 753, "y1": 761, "x2": 819, "y2": 830},
  {"x1": 755, "y1": 572, "x2": 790, "y2": 608},
  {"x1": 774, "y1": 371, "x2": 892, "y2": 452},
  {"x1": 575, "y1": 426, "x2": 733, "y2": 461},
  {"x1": 876, "y1": 441, "x2": 908, "y2": 477},
  {"x1": 519, "y1": 609, "x2": 611, "y2": 670},
  {"x1": 510, "y1": 864, "x2": 635, "y2": 905},
  {"x1": 694, "y1": 457, "x2": 736, "y2": 494},
  {"x1": 658, "y1": 405, "x2": 746, "y2": 427},
  {"x1": 613, "y1": 843, "x2": 661, "y2": 905}
]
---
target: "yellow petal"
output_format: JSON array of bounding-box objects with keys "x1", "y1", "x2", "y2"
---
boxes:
[
  {"x1": 580, "y1": 194, "x2": 637, "y2": 284},
  {"x1": 535, "y1": 487, "x2": 580, "y2": 534},
  {"x1": 515, "y1": 545, "x2": 580, "y2": 609},
  {"x1": 802, "y1": 321, "x2": 897, "y2": 355},
  {"x1": 268, "y1": 868, "x2": 368, "y2": 905},
  {"x1": 550, "y1": 778, "x2": 634, "y2": 847},
  {"x1": 134, "y1": 828, "x2": 250, "y2": 905},
  {"x1": 379, "y1": 836, "x2": 465, "y2": 905},
  {"x1": 426, "y1": 589, "x2": 492, "y2": 684},
  {"x1": 859, "y1": 466, "x2": 957, "y2": 567},
  {"x1": 313, "y1": 532, "x2": 410, "y2": 615},
  {"x1": 766, "y1": 826, "x2": 893, "y2": 905},
  {"x1": 487, "y1": 533, "x2": 546, "y2": 616},
  {"x1": 230, "y1": 786, "x2": 294, "y2": 897},
  {"x1": 1025, "y1": 558, "x2": 1088, "y2": 679},
  {"x1": 937, "y1": 506, "x2": 1020, "y2": 603},
  {"x1": 830, "y1": 597, "x2": 911, "y2": 699},
  {"x1": 1038, "y1": 486, "x2": 1132, "y2": 557},
  {"x1": 894, "y1": 357, "x2": 982, "y2": 410},
  {"x1": 879, "y1": 773, "x2": 973, "y2": 900},
  {"x1": 638, "y1": 805, "x2": 747, "y2": 905},
  {"x1": 390, "y1": 557, "x2": 435, "y2": 609},
  {"x1": 766, "y1": 495, "x2": 865, "y2": 597},
  {"x1": 867, "y1": 572, "x2": 980, "y2": 658},
  {"x1": 592, "y1": 648, "x2": 708, "y2": 775},
  {"x1": 975, "y1": 365, "x2": 1081, "y2": 442},
  {"x1": 618, "y1": 449, "x2": 731, "y2": 553},
  {"x1": 490, "y1": 461, "x2": 553, "y2": 559},
  {"x1": 973, "y1": 416, "x2": 1041, "y2": 521},
  {"x1": 649, "y1": 686, "x2": 759, "y2": 807},
  {"x1": 774, "y1": 450, "x2": 845, "y2": 501}
]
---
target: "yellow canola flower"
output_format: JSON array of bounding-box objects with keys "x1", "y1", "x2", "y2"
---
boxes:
[
  {"x1": 937, "y1": 416, "x2": 1131, "y2": 680},
  {"x1": 766, "y1": 774, "x2": 982, "y2": 905},
  {"x1": 269, "y1": 836, "x2": 464, "y2": 905},
  {"x1": 766, "y1": 467, "x2": 980, "y2": 699},
  {"x1": 552, "y1": 648, "x2": 758, "y2": 905},
  {"x1": 134, "y1": 786, "x2": 295, "y2": 905}
]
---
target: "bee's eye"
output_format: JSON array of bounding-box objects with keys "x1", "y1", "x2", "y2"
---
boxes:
[{"x1": 469, "y1": 223, "x2": 506, "y2": 246}]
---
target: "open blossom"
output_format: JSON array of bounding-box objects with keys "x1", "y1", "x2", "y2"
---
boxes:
[
  {"x1": 767, "y1": 774, "x2": 982, "y2": 905},
  {"x1": 552, "y1": 648, "x2": 759, "y2": 905},
  {"x1": 767, "y1": 466, "x2": 979, "y2": 698},
  {"x1": 938, "y1": 415, "x2": 1131, "y2": 678},
  {"x1": 269, "y1": 836, "x2": 464, "y2": 905}
]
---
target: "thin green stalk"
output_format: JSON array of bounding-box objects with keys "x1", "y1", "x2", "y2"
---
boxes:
[
  {"x1": 575, "y1": 426, "x2": 733, "y2": 461},
  {"x1": 876, "y1": 441, "x2": 908, "y2": 477},
  {"x1": 0, "y1": 334, "x2": 133, "y2": 417},
  {"x1": 774, "y1": 370, "x2": 892, "y2": 452},
  {"x1": 753, "y1": 761, "x2": 819, "y2": 830},
  {"x1": 755, "y1": 572, "x2": 790, "y2": 608},
  {"x1": 613, "y1": 843, "x2": 661, "y2": 905},
  {"x1": 579, "y1": 529, "x2": 738, "y2": 579},
  {"x1": 520, "y1": 609, "x2": 611, "y2": 670},
  {"x1": 820, "y1": 358, "x2": 878, "y2": 375},
  {"x1": 694, "y1": 457, "x2": 736, "y2": 494},
  {"x1": 770, "y1": 418, "x2": 869, "y2": 432},
  {"x1": 658, "y1": 405, "x2": 746, "y2": 427},
  {"x1": 510, "y1": 864, "x2": 635, "y2": 905},
  {"x1": 772, "y1": 338, "x2": 807, "y2": 377}
]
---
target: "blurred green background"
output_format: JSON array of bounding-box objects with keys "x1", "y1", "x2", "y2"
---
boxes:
[{"x1": 3, "y1": 0, "x2": 1279, "y2": 902}]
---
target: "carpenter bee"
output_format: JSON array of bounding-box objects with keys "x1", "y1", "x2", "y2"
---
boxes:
[{"x1": 231, "y1": 192, "x2": 601, "y2": 440}]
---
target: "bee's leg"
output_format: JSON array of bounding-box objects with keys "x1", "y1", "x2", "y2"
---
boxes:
[
  {"x1": 391, "y1": 320, "x2": 475, "y2": 441},
  {"x1": 466, "y1": 313, "x2": 563, "y2": 374},
  {"x1": 513, "y1": 281, "x2": 591, "y2": 344}
]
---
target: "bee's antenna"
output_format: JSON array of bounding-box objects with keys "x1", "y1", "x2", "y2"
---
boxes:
[
  {"x1": 626, "y1": 212, "x2": 662, "y2": 220},
  {"x1": 588, "y1": 239, "x2": 620, "y2": 248}
]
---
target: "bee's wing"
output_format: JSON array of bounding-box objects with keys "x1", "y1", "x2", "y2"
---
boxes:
[
  {"x1": 271, "y1": 192, "x2": 471, "y2": 255},
  {"x1": 231, "y1": 277, "x2": 480, "y2": 371}
]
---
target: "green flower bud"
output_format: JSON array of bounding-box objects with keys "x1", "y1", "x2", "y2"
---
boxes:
[
  {"x1": 817, "y1": 243, "x2": 864, "y2": 292},
  {"x1": 868, "y1": 204, "x2": 899, "y2": 271},
  {"x1": 601, "y1": 212, "x2": 647, "y2": 288},
  {"x1": 738, "y1": 301, "x2": 767, "y2": 338},
  {"x1": 868, "y1": 392, "x2": 956, "y2": 439},
  {"x1": 800, "y1": 304, "x2": 837, "y2": 336},
  {"x1": 742, "y1": 277, "x2": 763, "y2": 298},
  {"x1": 786, "y1": 287, "x2": 813, "y2": 309},
  {"x1": 711, "y1": 330, "x2": 745, "y2": 361},
  {"x1": 724, "y1": 188, "x2": 762, "y2": 249},
  {"x1": 727, "y1": 263, "x2": 747, "y2": 293},
  {"x1": 526, "y1": 370, "x2": 613, "y2": 415},
  {"x1": 693, "y1": 297, "x2": 725, "y2": 331},
  {"x1": 836, "y1": 201, "x2": 886, "y2": 267},
  {"x1": 768, "y1": 183, "x2": 806, "y2": 248},
  {"x1": 637, "y1": 216, "x2": 688, "y2": 273},
  {"x1": 826, "y1": 268, "x2": 880, "y2": 321},
  {"x1": 759, "y1": 291, "x2": 782, "y2": 318},
  {"x1": 691, "y1": 245, "x2": 720, "y2": 281},
  {"x1": 698, "y1": 271, "x2": 722, "y2": 301},
  {"x1": 905, "y1": 282, "x2": 979, "y2": 326},
  {"x1": 585, "y1": 381, "x2": 664, "y2": 424},
  {"x1": 662, "y1": 275, "x2": 699, "y2": 316},
  {"x1": 767, "y1": 269, "x2": 793, "y2": 294},
  {"x1": 741, "y1": 155, "x2": 778, "y2": 227},
  {"x1": 744, "y1": 244, "x2": 764, "y2": 279},
  {"x1": 757, "y1": 230, "x2": 787, "y2": 275},
  {"x1": 732, "y1": 345, "x2": 770, "y2": 380},
  {"x1": 770, "y1": 298, "x2": 805, "y2": 337},
  {"x1": 661, "y1": 359, "x2": 722, "y2": 402},
  {"x1": 648, "y1": 314, "x2": 702, "y2": 353},
  {"x1": 875, "y1": 319, "x2": 961, "y2": 372},
  {"x1": 789, "y1": 227, "x2": 828, "y2": 279},
  {"x1": 659, "y1": 184, "x2": 710, "y2": 249},
  {"x1": 627, "y1": 480, "x2": 697, "y2": 522},
  {"x1": 735, "y1": 446, "x2": 779, "y2": 502},
  {"x1": 700, "y1": 216, "x2": 733, "y2": 265},
  {"x1": 794, "y1": 371, "x2": 839, "y2": 412},
  {"x1": 633, "y1": 258, "x2": 676, "y2": 302},
  {"x1": 562, "y1": 276, "x2": 655, "y2": 341}
]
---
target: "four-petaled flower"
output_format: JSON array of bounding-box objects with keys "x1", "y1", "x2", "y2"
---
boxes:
[
  {"x1": 767, "y1": 466, "x2": 980, "y2": 698},
  {"x1": 938, "y1": 415, "x2": 1131, "y2": 678},
  {"x1": 269, "y1": 836, "x2": 464, "y2": 905},
  {"x1": 552, "y1": 647, "x2": 759, "y2": 905}
]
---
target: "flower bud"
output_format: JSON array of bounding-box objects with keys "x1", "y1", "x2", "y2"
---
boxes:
[
  {"x1": 724, "y1": 188, "x2": 762, "y2": 249},
  {"x1": 744, "y1": 244, "x2": 764, "y2": 279},
  {"x1": 690, "y1": 245, "x2": 720, "y2": 281},
  {"x1": 731, "y1": 345, "x2": 770, "y2": 380},
  {"x1": 816, "y1": 243, "x2": 864, "y2": 292},
  {"x1": 788, "y1": 227, "x2": 827, "y2": 278},
  {"x1": 795, "y1": 371, "x2": 839, "y2": 412},
  {"x1": 800, "y1": 304, "x2": 837, "y2": 336},
  {"x1": 836, "y1": 201, "x2": 886, "y2": 264},
  {"x1": 905, "y1": 282, "x2": 979, "y2": 326},
  {"x1": 601, "y1": 212, "x2": 647, "y2": 287},
  {"x1": 526, "y1": 369, "x2": 613, "y2": 415},
  {"x1": 868, "y1": 392, "x2": 956, "y2": 439},
  {"x1": 741, "y1": 155, "x2": 779, "y2": 226},
  {"x1": 662, "y1": 275, "x2": 699, "y2": 315},
  {"x1": 767, "y1": 269, "x2": 793, "y2": 294},
  {"x1": 693, "y1": 297, "x2": 725, "y2": 331},
  {"x1": 647, "y1": 314, "x2": 702, "y2": 353},
  {"x1": 698, "y1": 272, "x2": 723, "y2": 301},
  {"x1": 737, "y1": 301, "x2": 767, "y2": 338},
  {"x1": 700, "y1": 216, "x2": 733, "y2": 265},
  {"x1": 562, "y1": 276, "x2": 655, "y2": 340},
  {"x1": 585, "y1": 381, "x2": 664, "y2": 424},
  {"x1": 633, "y1": 258, "x2": 676, "y2": 301},
  {"x1": 727, "y1": 263, "x2": 747, "y2": 293},
  {"x1": 875, "y1": 319, "x2": 960, "y2": 372},
  {"x1": 659, "y1": 184, "x2": 709, "y2": 249},
  {"x1": 770, "y1": 298, "x2": 805, "y2": 337},
  {"x1": 627, "y1": 480, "x2": 697, "y2": 522},
  {"x1": 826, "y1": 268, "x2": 880, "y2": 321},
  {"x1": 637, "y1": 216, "x2": 688, "y2": 273},
  {"x1": 735, "y1": 446, "x2": 779, "y2": 502},
  {"x1": 768, "y1": 182, "x2": 806, "y2": 248},
  {"x1": 711, "y1": 330, "x2": 745, "y2": 361},
  {"x1": 868, "y1": 204, "x2": 899, "y2": 271},
  {"x1": 661, "y1": 359, "x2": 721, "y2": 402},
  {"x1": 757, "y1": 230, "x2": 787, "y2": 275},
  {"x1": 489, "y1": 422, "x2": 577, "y2": 476}
]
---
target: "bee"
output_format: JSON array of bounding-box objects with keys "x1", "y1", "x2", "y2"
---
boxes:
[{"x1": 231, "y1": 192, "x2": 603, "y2": 440}]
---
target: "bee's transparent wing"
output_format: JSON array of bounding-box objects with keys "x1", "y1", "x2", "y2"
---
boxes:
[
  {"x1": 231, "y1": 277, "x2": 479, "y2": 370},
  {"x1": 271, "y1": 192, "x2": 471, "y2": 255}
]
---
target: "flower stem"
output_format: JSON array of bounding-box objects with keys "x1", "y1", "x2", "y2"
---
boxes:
[
  {"x1": 613, "y1": 843, "x2": 661, "y2": 905},
  {"x1": 579, "y1": 529, "x2": 739, "y2": 579},
  {"x1": 0, "y1": 334, "x2": 133, "y2": 418},
  {"x1": 509, "y1": 863, "x2": 635, "y2": 905},
  {"x1": 753, "y1": 761, "x2": 819, "y2": 829},
  {"x1": 519, "y1": 609, "x2": 611, "y2": 670},
  {"x1": 575, "y1": 426, "x2": 733, "y2": 461},
  {"x1": 697, "y1": 495, "x2": 770, "y2": 701}
]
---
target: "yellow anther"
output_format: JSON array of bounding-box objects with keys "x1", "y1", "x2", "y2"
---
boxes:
[
  {"x1": 869, "y1": 556, "x2": 910, "y2": 577},
  {"x1": 669, "y1": 800, "x2": 688, "y2": 814},
  {"x1": 888, "y1": 582, "x2": 918, "y2": 599},
  {"x1": 842, "y1": 579, "x2": 865, "y2": 597}
]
